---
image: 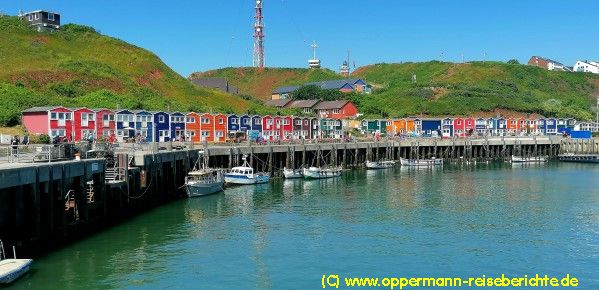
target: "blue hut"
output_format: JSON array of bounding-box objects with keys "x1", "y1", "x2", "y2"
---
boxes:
[
  {"x1": 546, "y1": 118, "x2": 557, "y2": 135},
  {"x1": 249, "y1": 115, "x2": 263, "y2": 141},
  {"x1": 116, "y1": 109, "x2": 136, "y2": 141},
  {"x1": 154, "y1": 111, "x2": 170, "y2": 142},
  {"x1": 170, "y1": 112, "x2": 186, "y2": 141},
  {"x1": 239, "y1": 115, "x2": 251, "y2": 132},
  {"x1": 421, "y1": 119, "x2": 441, "y2": 137},
  {"x1": 441, "y1": 118, "x2": 453, "y2": 138},
  {"x1": 228, "y1": 114, "x2": 240, "y2": 133},
  {"x1": 475, "y1": 118, "x2": 487, "y2": 135},
  {"x1": 133, "y1": 110, "x2": 153, "y2": 142},
  {"x1": 496, "y1": 118, "x2": 506, "y2": 136},
  {"x1": 557, "y1": 119, "x2": 568, "y2": 133},
  {"x1": 537, "y1": 118, "x2": 546, "y2": 135}
]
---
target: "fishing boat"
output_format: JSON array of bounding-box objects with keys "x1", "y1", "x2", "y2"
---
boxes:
[
  {"x1": 0, "y1": 241, "x2": 32, "y2": 284},
  {"x1": 283, "y1": 167, "x2": 303, "y2": 179},
  {"x1": 366, "y1": 160, "x2": 396, "y2": 169},
  {"x1": 224, "y1": 155, "x2": 270, "y2": 185},
  {"x1": 510, "y1": 155, "x2": 547, "y2": 163},
  {"x1": 303, "y1": 166, "x2": 342, "y2": 179},
  {"x1": 557, "y1": 153, "x2": 599, "y2": 163},
  {"x1": 185, "y1": 151, "x2": 224, "y2": 197},
  {"x1": 399, "y1": 157, "x2": 443, "y2": 167}
]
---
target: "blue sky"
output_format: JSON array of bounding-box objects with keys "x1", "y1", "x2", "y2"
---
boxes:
[{"x1": 3, "y1": 0, "x2": 598, "y2": 77}]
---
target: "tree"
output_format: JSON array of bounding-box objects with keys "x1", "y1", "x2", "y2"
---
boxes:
[
  {"x1": 507, "y1": 59, "x2": 520, "y2": 65},
  {"x1": 291, "y1": 85, "x2": 344, "y2": 101}
]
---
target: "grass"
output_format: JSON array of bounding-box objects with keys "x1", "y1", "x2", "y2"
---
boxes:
[{"x1": 0, "y1": 16, "x2": 266, "y2": 127}]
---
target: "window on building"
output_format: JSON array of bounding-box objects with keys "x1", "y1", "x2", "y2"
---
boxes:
[
  {"x1": 283, "y1": 119, "x2": 290, "y2": 125},
  {"x1": 254, "y1": 119, "x2": 261, "y2": 125},
  {"x1": 48, "y1": 13, "x2": 54, "y2": 21},
  {"x1": 216, "y1": 131, "x2": 224, "y2": 137},
  {"x1": 50, "y1": 112, "x2": 57, "y2": 120},
  {"x1": 35, "y1": 13, "x2": 39, "y2": 20},
  {"x1": 219, "y1": 118, "x2": 224, "y2": 124},
  {"x1": 333, "y1": 109, "x2": 340, "y2": 114},
  {"x1": 303, "y1": 108, "x2": 311, "y2": 114},
  {"x1": 159, "y1": 115, "x2": 165, "y2": 123},
  {"x1": 28, "y1": 14, "x2": 33, "y2": 21}
]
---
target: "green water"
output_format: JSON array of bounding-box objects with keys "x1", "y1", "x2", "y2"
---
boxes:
[{"x1": 6, "y1": 163, "x2": 599, "y2": 289}]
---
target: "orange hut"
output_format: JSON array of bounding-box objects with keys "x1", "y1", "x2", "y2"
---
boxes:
[
  {"x1": 506, "y1": 117, "x2": 518, "y2": 135},
  {"x1": 213, "y1": 113, "x2": 228, "y2": 143},
  {"x1": 185, "y1": 112, "x2": 202, "y2": 143},
  {"x1": 199, "y1": 113, "x2": 215, "y2": 142}
]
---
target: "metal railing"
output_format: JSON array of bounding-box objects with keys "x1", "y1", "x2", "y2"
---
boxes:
[{"x1": 0, "y1": 144, "x2": 75, "y2": 164}]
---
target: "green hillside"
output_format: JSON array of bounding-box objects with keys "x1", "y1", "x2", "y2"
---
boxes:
[
  {"x1": 190, "y1": 67, "x2": 342, "y2": 100},
  {"x1": 353, "y1": 62, "x2": 599, "y2": 119},
  {"x1": 195, "y1": 62, "x2": 599, "y2": 120},
  {"x1": 0, "y1": 16, "x2": 263, "y2": 126}
]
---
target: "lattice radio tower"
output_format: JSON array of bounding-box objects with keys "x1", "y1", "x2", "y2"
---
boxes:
[{"x1": 253, "y1": 0, "x2": 265, "y2": 68}]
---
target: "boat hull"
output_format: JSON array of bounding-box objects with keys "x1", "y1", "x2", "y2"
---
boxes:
[
  {"x1": 283, "y1": 168, "x2": 303, "y2": 179},
  {"x1": 0, "y1": 259, "x2": 32, "y2": 284},
  {"x1": 511, "y1": 155, "x2": 547, "y2": 163},
  {"x1": 557, "y1": 154, "x2": 599, "y2": 163},
  {"x1": 186, "y1": 181, "x2": 224, "y2": 197},
  {"x1": 224, "y1": 174, "x2": 270, "y2": 185},
  {"x1": 366, "y1": 161, "x2": 395, "y2": 169},
  {"x1": 302, "y1": 167, "x2": 342, "y2": 179},
  {"x1": 399, "y1": 158, "x2": 443, "y2": 167}
]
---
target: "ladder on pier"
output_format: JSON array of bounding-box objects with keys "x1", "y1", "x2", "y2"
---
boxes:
[{"x1": 0, "y1": 239, "x2": 5, "y2": 260}]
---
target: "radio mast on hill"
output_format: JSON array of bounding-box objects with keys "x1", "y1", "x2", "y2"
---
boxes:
[{"x1": 253, "y1": 0, "x2": 265, "y2": 68}]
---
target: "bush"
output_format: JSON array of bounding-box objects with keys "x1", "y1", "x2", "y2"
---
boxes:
[{"x1": 38, "y1": 134, "x2": 50, "y2": 144}]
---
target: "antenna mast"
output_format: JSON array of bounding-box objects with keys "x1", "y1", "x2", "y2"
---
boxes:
[{"x1": 253, "y1": 0, "x2": 265, "y2": 68}]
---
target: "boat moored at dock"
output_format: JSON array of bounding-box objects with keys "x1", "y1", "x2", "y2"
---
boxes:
[
  {"x1": 557, "y1": 153, "x2": 599, "y2": 163},
  {"x1": 399, "y1": 157, "x2": 443, "y2": 167},
  {"x1": 366, "y1": 160, "x2": 396, "y2": 169},
  {"x1": 0, "y1": 241, "x2": 32, "y2": 285},
  {"x1": 302, "y1": 167, "x2": 342, "y2": 179},
  {"x1": 185, "y1": 151, "x2": 225, "y2": 197},
  {"x1": 224, "y1": 156, "x2": 270, "y2": 185},
  {"x1": 283, "y1": 168, "x2": 303, "y2": 179},
  {"x1": 510, "y1": 155, "x2": 548, "y2": 163}
]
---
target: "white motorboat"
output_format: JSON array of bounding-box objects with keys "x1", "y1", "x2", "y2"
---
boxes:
[
  {"x1": 224, "y1": 156, "x2": 270, "y2": 185},
  {"x1": 283, "y1": 167, "x2": 303, "y2": 179},
  {"x1": 0, "y1": 241, "x2": 32, "y2": 284},
  {"x1": 399, "y1": 157, "x2": 443, "y2": 167},
  {"x1": 366, "y1": 160, "x2": 396, "y2": 169},
  {"x1": 185, "y1": 151, "x2": 225, "y2": 197},
  {"x1": 302, "y1": 166, "x2": 342, "y2": 179},
  {"x1": 511, "y1": 155, "x2": 547, "y2": 163}
]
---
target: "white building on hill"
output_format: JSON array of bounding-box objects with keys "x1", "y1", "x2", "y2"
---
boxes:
[{"x1": 573, "y1": 61, "x2": 599, "y2": 74}]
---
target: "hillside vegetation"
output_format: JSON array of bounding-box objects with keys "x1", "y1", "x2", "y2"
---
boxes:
[
  {"x1": 195, "y1": 62, "x2": 599, "y2": 120},
  {"x1": 190, "y1": 67, "x2": 342, "y2": 100},
  {"x1": 0, "y1": 16, "x2": 262, "y2": 126}
]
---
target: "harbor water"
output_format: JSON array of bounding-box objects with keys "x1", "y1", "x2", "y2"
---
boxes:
[{"x1": 6, "y1": 162, "x2": 599, "y2": 289}]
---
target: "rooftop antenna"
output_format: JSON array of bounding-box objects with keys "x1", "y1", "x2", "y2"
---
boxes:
[{"x1": 253, "y1": 0, "x2": 265, "y2": 68}]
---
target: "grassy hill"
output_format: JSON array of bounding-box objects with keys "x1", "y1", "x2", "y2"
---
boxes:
[
  {"x1": 190, "y1": 67, "x2": 342, "y2": 100},
  {"x1": 0, "y1": 16, "x2": 263, "y2": 127},
  {"x1": 194, "y1": 62, "x2": 599, "y2": 120}
]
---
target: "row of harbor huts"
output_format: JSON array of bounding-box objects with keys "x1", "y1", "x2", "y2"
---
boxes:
[{"x1": 21, "y1": 107, "x2": 579, "y2": 143}]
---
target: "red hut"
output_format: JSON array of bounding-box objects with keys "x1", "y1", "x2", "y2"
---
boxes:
[
  {"x1": 73, "y1": 108, "x2": 96, "y2": 141},
  {"x1": 464, "y1": 117, "x2": 475, "y2": 136},
  {"x1": 95, "y1": 109, "x2": 116, "y2": 139},
  {"x1": 453, "y1": 117, "x2": 465, "y2": 137},
  {"x1": 22, "y1": 106, "x2": 74, "y2": 141}
]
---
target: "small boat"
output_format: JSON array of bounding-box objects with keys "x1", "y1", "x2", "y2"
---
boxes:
[
  {"x1": 185, "y1": 151, "x2": 225, "y2": 197},
  {"x1": 399, "y1": 157, "x2": 443, "y2": 167},
  {"x1": 283, "y1": 167, "x2": 303, "y2": 179},
  {"x1": 557, "y1": 153, "x2": 599, "y2": 163},
  {"x1": 511, "y1": 155, "x2": 547, "y2": 163},
  {"x1": 224, "y1": 156, "x2": 270, "y2": 185},
  {"x1": 0, "y1": 241, "x2": 32, "y2": 284},
  {"x1": 303, "y1": 166, "x2": 342, "y2": 179},
  {"x1": 366, "y1": 160, "x2": 396, "y2": 169}
]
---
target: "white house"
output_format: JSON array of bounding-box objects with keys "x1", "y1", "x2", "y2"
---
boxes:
[{"x1": 573, "y1": 61, "x2": 599, "y2": 74}]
